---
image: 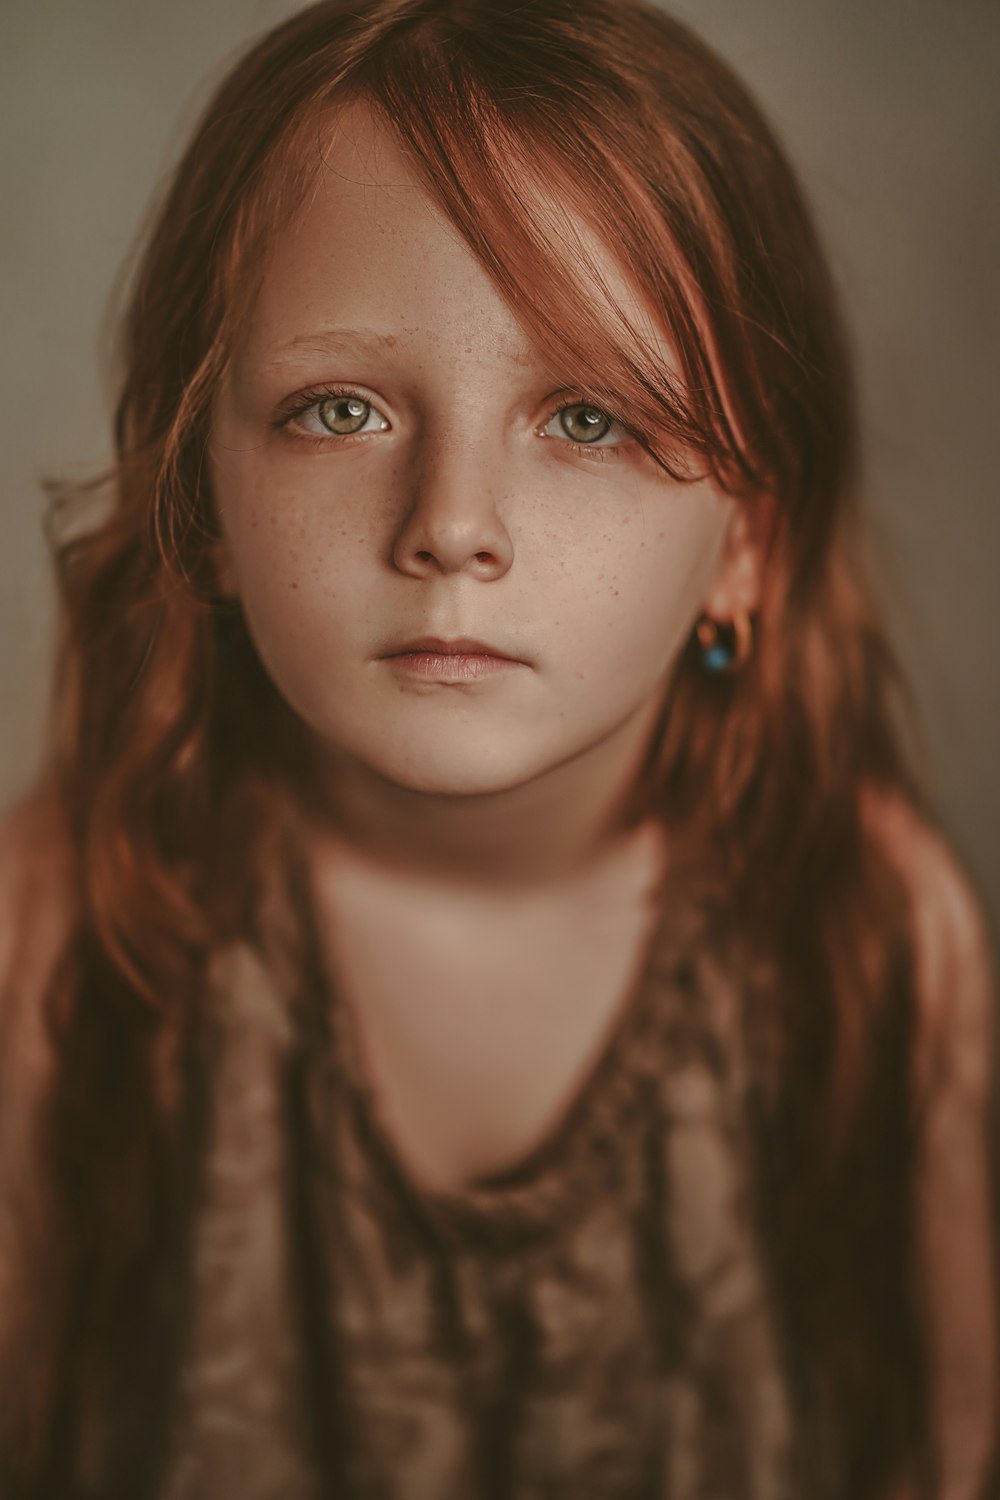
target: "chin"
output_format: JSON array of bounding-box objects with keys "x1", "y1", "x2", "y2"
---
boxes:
[
  {"x1": 375, "y1": 756, "x2": 537, "y2": 801},
  {"x1": 352, "y1": 731, "x2": 556, "y2": 801}
]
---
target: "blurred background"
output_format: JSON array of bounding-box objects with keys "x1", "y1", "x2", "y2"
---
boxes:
[{"x1": 1, "y1": 0, "x2": 997, "y2": 925}]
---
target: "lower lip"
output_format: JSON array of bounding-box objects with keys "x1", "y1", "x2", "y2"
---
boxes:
[{"x1": 385, "y1": 652, "x2": 521, "y2": 680}]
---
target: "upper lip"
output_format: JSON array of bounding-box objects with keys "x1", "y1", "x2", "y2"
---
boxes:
[{"x1": 384, "y1": 635, "x2": 519, "y2": 660}]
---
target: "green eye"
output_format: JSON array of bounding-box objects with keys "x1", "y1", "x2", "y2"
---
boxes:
[
  {"x1": 558, "y1": 405, "x2": 615, "y2": 444},
  {"x1": 317, "y1": 395, "x2": 371, "y2": 435}
]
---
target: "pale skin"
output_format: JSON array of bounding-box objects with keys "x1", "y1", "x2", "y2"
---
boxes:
[
  {"x1": 209, "y1": 100, "x2": 763, "y2": 887},
  {"x1": 0, "y1": 98, "x2": 994, "y2": 1498},
  {"x1": 203, "y1": 108, "x2": 998, "y2": 1489},
  {"x1": 207, "y1": 100, "x2": 765, "y2": 1188}
]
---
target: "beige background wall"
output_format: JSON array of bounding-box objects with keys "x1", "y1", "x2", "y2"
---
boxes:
[{"x1": 2, "y1": 2, "x2": 998, "y2": 925}]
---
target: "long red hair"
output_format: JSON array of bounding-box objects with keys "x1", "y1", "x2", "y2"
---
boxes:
[{"x1": 2, "y1": 1, "x2": 945, "y2": 1494}]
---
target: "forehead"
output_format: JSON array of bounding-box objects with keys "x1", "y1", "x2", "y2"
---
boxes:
[{"x1": 232, "y1": 96, "x2": 674, "y2": 378}]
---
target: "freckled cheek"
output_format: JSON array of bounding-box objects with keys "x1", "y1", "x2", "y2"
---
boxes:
[
  {"x1": 221, "y1": 462, "x2": 389, "y2": 602},
  {"x1": 547, "y1": 517, "x2": 723, "y2": 682},
  {"x1": 224, "y1": 515, "x2": 369, "y2": 692}
]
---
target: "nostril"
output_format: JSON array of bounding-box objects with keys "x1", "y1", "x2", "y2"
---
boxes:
[
  {"x1": 416, "y1": 550, "x2": 433, "y2": 562},
  {"x1": 474, "y1": 552, "x2": 494, "y2": 564}
]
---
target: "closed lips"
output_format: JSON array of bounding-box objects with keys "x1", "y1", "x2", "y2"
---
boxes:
[{"x1": 386, "y1": 637, "x2": 517, "y2": 659}]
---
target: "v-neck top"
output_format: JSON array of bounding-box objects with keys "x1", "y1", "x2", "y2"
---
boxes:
[{"x1": 159, "y1": 827, "x2": 800, "y2": 1500}]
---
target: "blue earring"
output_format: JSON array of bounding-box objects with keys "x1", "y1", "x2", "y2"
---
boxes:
[{"x1": 695, "y1": 611, "x2": 753, "y2": 673}]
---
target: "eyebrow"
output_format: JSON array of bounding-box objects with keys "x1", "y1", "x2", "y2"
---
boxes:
[
  {"x1": 263, "y1": 325, "x2": 542, "y2": 372},
  {"x1": 264, "y1": 327, "x2": 402, "y2": 369}
]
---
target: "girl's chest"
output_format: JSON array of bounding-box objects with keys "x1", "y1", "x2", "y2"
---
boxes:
[
  {"x1": 163, "y1": 930, "x2": 799, "y2": 1500},
  {"x1": 302, "y1": 825, "x2": 671, "y2": 1194},
  {"x1": 321, "y1": 879, "x2": 662, "y2": 1193}
]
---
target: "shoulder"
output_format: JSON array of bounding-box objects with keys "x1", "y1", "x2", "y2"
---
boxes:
[
  {"x1": 862, "y1": 798, "x2": 1000, "y2": 1491},
  {"x1": 0, "y1": 783, "x2": 73, "y2": 971},
  {"x1": 0, "y1": 784, "x2": 75, "y2": 1087},
  {"x1": 0, "y1": 790, "x2": 74, "y2": 1396},
  {"x1": 862, "y1": 785, "x2": 996, "y2": 1102}
]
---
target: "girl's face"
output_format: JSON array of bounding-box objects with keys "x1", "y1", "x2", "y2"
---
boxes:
[{"x1": 210, "y1": 101, "x2": 759, "y2": 800}]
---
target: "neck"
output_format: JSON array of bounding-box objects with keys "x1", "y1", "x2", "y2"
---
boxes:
[{"x1": 300, "y1": 702, "x2": 664, "y2": 893}]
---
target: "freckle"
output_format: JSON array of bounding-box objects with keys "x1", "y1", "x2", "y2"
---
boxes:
[{"x1": 290, "y1": 581, "x2": 299, "y2": 590}]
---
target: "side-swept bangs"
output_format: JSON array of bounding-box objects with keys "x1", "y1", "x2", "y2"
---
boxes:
[
  {"x1": 137, "y1": 0, "x2": 855, "y2": 582},
  {"x1": 349, "y1": 4, "x2": 765, "y2": 490}
]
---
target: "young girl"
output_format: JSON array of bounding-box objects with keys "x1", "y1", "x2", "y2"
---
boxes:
[{"x1": 0, "y1": 1, "x2": 996, "y2": 1496}]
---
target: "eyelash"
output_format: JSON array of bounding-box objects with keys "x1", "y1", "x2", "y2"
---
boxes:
[{"x1": 273, "y1": 384, "x2": 634, "y2": 463}]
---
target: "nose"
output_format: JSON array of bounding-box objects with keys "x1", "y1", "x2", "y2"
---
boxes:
[{"x1": 391, "y1": 430, "x2": 514, "y2": 581}]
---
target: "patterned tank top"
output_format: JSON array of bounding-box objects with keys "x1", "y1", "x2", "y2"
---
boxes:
[{"x1": 159, "y1": 835, "x2": 801, "y2": 1499}]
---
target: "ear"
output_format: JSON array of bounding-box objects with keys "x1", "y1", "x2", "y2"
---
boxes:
[{"x1": 701, "y1": 492, "x2": 775, "y2": 620}]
